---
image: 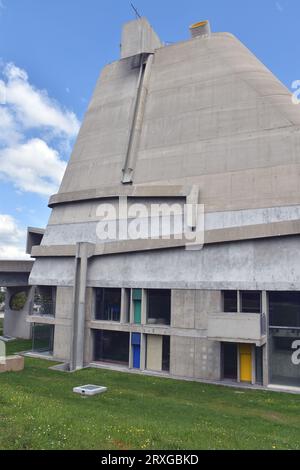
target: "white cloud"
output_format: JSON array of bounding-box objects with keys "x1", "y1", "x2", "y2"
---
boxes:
[
  {"x1": 0, "y1": 107, "x2": 21, "y2": 145},
  {"x1": 0, "y1": 61, "x2": 79, "y2": 197},
  {"x1": 0, "y1": 214, "x2": 29, "y2": 260},
  {"x1": 0, "y1": 138, "x2": 67, "y2": 195},
  {"x1": 2, "y1": 63, "x2": 79, "y2": 137},
  {"x1": 276, "y1": 1, "x2": 284, "y2": 12},
  {"x1": 0, "y1": 61, "x2": 80, "y2": 259}
]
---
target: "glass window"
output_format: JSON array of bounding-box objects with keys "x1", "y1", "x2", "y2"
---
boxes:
[
  {"x1": 32, "y1": 324, "x2": 54, "y2": 354},
  {"x1": 33, "y1": 287, "x2": 55, "y2": 316},
  {"x1": 95, "y1": 288, "x2": 121, "y2": 322},
  {"x1": 269, "y1": 292, "x2": 300, "y2": 328},
  {"x1": 241, "y1": 291, "x2": 261, "y2": 313},
  {"x1": 269, "y1": 329, "x2": 300, "y2": 387},
  {"x1": 93, "y1": 330, "x2": 129, "y2": 365},
  {"x1": 147, "y1": 290, "x2": 171, "y2": 325},
  {"x1": 223, "y1": 291, "x2": 238, "y2": 313}
]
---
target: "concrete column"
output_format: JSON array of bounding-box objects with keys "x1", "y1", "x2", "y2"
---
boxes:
[
  {"x1": 120, "y1": 288, "x2": 128, "y2": 324},
  {"x1": 129, "y1": 290, "x2": 134, "y2": 324},
  {"x1": 261, "y1": 291, "x2": 269, "y2": 386},
  {"x1": 129, "y1": 332, "x2": 133, "y2": 369},
  {"x1": 141, "y1": 289, "x2": 147, "y2": 325},
  {"x1": 140, "y1": 333, "x2": 146, "y2": 370},
  {"x1": 70, "y1": 242, "x2": 94, "y2": 371},
  {"x1": 237, "y1": 290, "x2": 241, "y2": 313}
]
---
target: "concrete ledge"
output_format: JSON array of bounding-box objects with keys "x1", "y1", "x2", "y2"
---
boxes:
[
  {"x1": 0, "y1": 260, "x2": 33, "y2": 272},
  {"x1": 0, "y1": 355, "x2": 24, "y2": 373},
  {"x1": 31, "y1": 220, "x2": 300, "y2": 258},
  {"x1": 48, "y1": 184, "x2": 188, "y2": 208}
]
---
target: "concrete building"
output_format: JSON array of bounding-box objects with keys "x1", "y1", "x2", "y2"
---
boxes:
[{"x1": 10, "y1": 18, "x2": 300, "y2": 390}]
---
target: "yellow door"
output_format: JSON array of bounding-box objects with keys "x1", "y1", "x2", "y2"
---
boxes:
[{"x1": 239, "y1": 344, "x2": 252, "y2": 383}]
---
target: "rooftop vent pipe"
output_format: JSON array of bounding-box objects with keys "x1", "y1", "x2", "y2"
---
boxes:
[{"x1": 190, "y1": 20, "x2": 211, "y2": 38}]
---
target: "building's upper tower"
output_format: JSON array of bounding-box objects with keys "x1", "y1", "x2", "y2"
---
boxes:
[{"x1": 48, "y1": 17, "x2": 300, "y2": 214}]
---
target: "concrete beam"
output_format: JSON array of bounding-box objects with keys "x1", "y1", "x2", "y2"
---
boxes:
[
  {"x1": 31, "y1": 219, "x2": 300, "y2": 259},
  {"x1": 48, "y1": 184, "x2": 188, "y2": 207}
]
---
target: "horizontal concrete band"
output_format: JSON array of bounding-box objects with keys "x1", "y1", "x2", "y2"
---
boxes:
[
  {"x1": 48, "y1": 184, "x2": 191, "y2": 208},
  {"x1": 31, "y1": 219, "x2": 300, "y2": 258},
  {"x1": 0, "y1": 260, "x2": 34, "y2": 273}
]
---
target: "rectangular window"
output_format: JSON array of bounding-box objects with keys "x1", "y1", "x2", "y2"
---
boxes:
[
  {"x1": 241, "y1": 291, "x2": 261, "y2": 314},
  {"x1": 93, "y1": 330, "x2": 129, "y2": 365},
  {"x1": 223, "y1": 291, "x2": 238, "y2": 313},
  {"x1": 147, "y1": 289, "x2": 171, "y2": 325},
  {"x1": 33, "y1": 286, "x2": 56, "y2": 317},
  {"x1": 32, "y1": 323, "x2": 54, "y2": 354},
  {"x1": 269, "y1": 292, "x2": 300, "y2": 328},
  {"x1": 95, "y1": 288, "x2": 121, "y2": 322}
]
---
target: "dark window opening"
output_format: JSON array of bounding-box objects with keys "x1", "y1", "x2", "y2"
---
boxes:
[
  {"x1": 94, "y1": 330, "x2": 129, "y2": 365},
  {"x1": 95, "y1": 288, "x2": 121, "y2": 322},
  {"x1": 241, "y1": 291, "x2": 261, "y2": 313},
  {"x1": 269, "y1": 292, "x2": 300, "y2": 328},
  {"x1": 32, "y1": 323, "x2": 54, "y2": 354},
  {"x1": 223, "y1": 343, "x2": 238, "y2": 380},
  {"x1": 223, "y1": 291, "x2": 238, "y2": 313},
  {"x1": 147, "y1": 289, "x2": 171, "y2": 325},
  {"x1": 162, "y1": 336, "x2": 170, "y2": 372},
  {"x1": 255, "y1": 347, "x2": 263, "y2": 385}
]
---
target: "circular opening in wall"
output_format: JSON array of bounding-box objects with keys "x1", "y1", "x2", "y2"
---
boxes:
[{"x1": 9, "y1": 291, "x2": 28, "y2": 311}]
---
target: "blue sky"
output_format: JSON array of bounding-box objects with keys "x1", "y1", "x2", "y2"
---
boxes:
[{"x1": 0, "y1": 0, "x2": 299, "y2": 258}]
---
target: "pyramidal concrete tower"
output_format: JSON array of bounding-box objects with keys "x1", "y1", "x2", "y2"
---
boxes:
[{"x1": 28, "y1": 18, "x2": 300, "y2": 389}]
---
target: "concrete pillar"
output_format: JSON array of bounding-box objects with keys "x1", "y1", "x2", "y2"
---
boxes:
[
  {"x1": 70, "y1": 242, "x2": 94, "y2": 371},
  {"x1": 261, "y1": 291, "x2": 269, "y2": 386},
  {"x1": 121, "y1": 288, "x2": 130, "y2": 324},
  {"x1": 140, "y1": 333, "x2": 146, "y2": 370},
  {"x1": 129, "y1": 332, "x2": 133, "y2": 369},
  {"x1": 141, "y1": 289, "x2": 147, "y2": 325}
]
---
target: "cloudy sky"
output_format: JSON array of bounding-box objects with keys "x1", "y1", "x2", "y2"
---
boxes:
[{"x1": 0, "y1": 0, "x2": 299, "y2": 258}]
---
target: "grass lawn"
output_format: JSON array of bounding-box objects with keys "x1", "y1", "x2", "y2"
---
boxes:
[{"x1": 0, "y1": 339, "x2": 299, "y2": 450}]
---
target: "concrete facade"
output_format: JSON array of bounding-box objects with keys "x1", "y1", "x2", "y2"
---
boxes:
[
  {"x1": 0, "y1": 260, "x2": 34, "y2": 340},
  {"x1": 8, "y1": 18, "x2": 300, "y2": 390}
]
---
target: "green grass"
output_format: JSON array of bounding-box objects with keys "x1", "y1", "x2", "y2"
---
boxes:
[{"x1": 0, "y1": 339, "x2": 299, "y2": 450}]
